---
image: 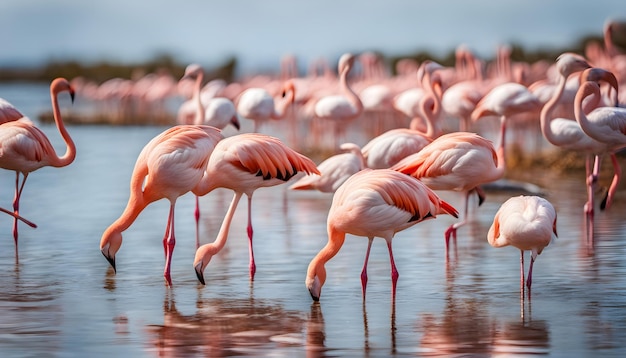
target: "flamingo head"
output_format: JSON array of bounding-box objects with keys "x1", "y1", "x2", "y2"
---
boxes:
[
  {"x1": 579, "y1": 68, "x2": 619, "y2": 94},
  {"x1": 338, "y1": 53, "x2": 356, "y2": 73},
  {"x1": 305, "y1": 262, "x2": 327, "y2": 302},
  {"x1": 193, "y1": 244, "x2": 217, "y2": 285},
  {"x1": 555, "y1": 53, "x2": 591, "y2": 78},
  {"x1": 51, "y1": 78, "x2": 75, "y2": 103},
  {"x1": 181, "y1": 63, "x2": 203, "y2": 81},
  {"x1": 100, "y1": 230, "x2": 122, "y2": 272}
]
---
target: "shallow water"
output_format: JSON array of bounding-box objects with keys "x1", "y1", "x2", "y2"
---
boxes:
[{"x1": 1, "y1": 83, "x2": 626, "y2": 357}]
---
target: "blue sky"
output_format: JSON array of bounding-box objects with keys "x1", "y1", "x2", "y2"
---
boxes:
[{"x1": 1, "y1": 0, "x2": 625, "y2": 76}]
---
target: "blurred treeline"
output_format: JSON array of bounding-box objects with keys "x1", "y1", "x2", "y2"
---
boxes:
[{"x1": 0, "y1": 32, "x2": 621, "y2": 84}]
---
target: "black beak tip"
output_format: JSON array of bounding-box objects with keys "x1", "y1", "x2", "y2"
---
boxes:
[
  {"x1": 103, "y1": 253, "x2": 116, "y2": 273},
  {"x1": 195, "y1": 270, "x2": 206, "y2": 286},
  {"x1": 310, "y1": 293, "x2": 320, "y2": 302}
]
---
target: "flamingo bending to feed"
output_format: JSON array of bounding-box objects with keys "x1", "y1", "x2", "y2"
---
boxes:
[
  {"x1": 288, "y1": 142, "x2": 365, "y2": 193},
  {"x1": 0, "y1": 78, "x2": 76, "y2": 253},
  {"x1": 487, "y1": 195, "x2": 557, "y2": 297},
  {"x1": 100, "y1": 125, "x2": 224, "y2": 286},
  {"x1": 391, "y1": 131, "x2": 505, "y2": 255},
  {"x1": 192, "y1": 133, "x2": 320, "y2": 284},
  {"x1": 575, "y1": 68, "x2": 626, "y2": 210},
  {"x1": 305, "y1": 168, "x2": 458, "y2": 301}
]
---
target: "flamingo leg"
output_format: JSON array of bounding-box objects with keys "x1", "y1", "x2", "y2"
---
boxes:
[
  {"x1": 601, "y1": 153, "x2": 621, "y2": 210},
  {"x1": 520, "y1": 250, "x2": 525, "y2": 298},
  {"x1": 195, "y1": 195, "x2": 201, "y2": 249},
  {"x1": 360, "y1": 237, "x2": 374, "y2": 298},
  {"x1": 526, "y1": 254, "x2": 536, "y2": 290},
  {"x1": 163, "y1": 203, "x2": 176, "y2": 286},
  {"x1": 444, "y1": 190, "x2": 470, "y2": 257},
  {"x1": 387, "y1": 239, "x2": 399, "y2": 301},
  {"x1": 12, "y1": 172, "x2": 29, "y2": 247},
  {"x1": 247, "y1": 194, "x2": 256, "y2": 279}
]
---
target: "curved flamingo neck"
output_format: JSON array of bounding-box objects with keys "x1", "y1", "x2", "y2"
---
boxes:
[
  {"x1": 339, "y1": 64, "x2": 363, "y2": 115},
  {"x1": 539, "y1": 72, "x2": 568, "y2": 146},
  {"x1": 575, "y1": 83, "x2": 602, "y2": 139},
  {"x1": 306, "y1": 226, "x2": 346, "y2": 285},
  {"x1": 193, "y1": 71, "x2": 204, "y2": 125},
  {"x1": 420, "y1": 73, "x2": 443, "y2": 138},
  {"x1": 49, "y1": 85, "x2": 76, "y2": 168},
  {"x1": 200, "y1": 191, "x2": 242, "y2": 257}
]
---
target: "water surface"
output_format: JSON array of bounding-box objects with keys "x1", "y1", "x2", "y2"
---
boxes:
[{"x1": 0, "y1": 83, "x2": 625, "y2": 357}]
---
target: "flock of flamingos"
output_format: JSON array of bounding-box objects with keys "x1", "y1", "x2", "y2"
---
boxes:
[{"x1": 1, "y1": 20, "x2": 626, "y2": 303}]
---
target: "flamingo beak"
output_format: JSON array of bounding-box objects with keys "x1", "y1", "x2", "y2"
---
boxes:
[
  {"x1": 231, "y1": 116, "x2": 241, "y2": 131},
  {"x1": 309, "y1": 291, "x2": 320, "y2": 302},
  {"x1": 194, "y1": 262, "x2": 206, "y2": 285},
  {"x1": 101, "y1": 243, "x2": 116, "y2": 273}
]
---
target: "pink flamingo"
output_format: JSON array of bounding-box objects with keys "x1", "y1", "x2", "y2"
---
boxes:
[
  {"x1": 178, "y1": 64, "x2": 240, "y2": 130},
  {"x1": 288, "y1": 142, "x2": 365, "y2": 193},
  {"x1": 313, "y1": 53, "x2": 364, "y2": 147},
  {"x1": 574, "y1": 69, "x2": 626, "y2": 210},
  {"x1": 100, "y1": 125, "x2": 224, "y2": 286},
  {"x1": 391, "y1": 131, "x2": 506, "y2": 256},
  {"x1": 235, "y1": 81, "x2": 296, "y2": 132},
  {"x1": 0, "y1": 78, "x2": 76, "y2": 253},
  {"x1": 192, "y1": 133, "x2": 320, "y2": 284},
  {"x1": 305, "y1": 168, "x2": 458, "y2": 301},
  {"x1": 487, "y1": 195, "x2": 557, "y2": 298},
  {"x1": 361, "y1": 128, "x2": 432, "y2": 169}
]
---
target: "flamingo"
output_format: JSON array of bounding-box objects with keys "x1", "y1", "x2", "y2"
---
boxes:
[
  {"x1": 360, "y1": 128, "x2": 432, "y2": 169},
  {"x1": 236, "y1": 81, "x2": 296, "y2": 132},
  {"x1": 574, "y1": 69, "x2": 626, "y2": 210},
  {"x1": 178, "y1": 64, "x2": 240, "y2": 130},
  {"x1": 313, "y1": 53, "x2": 364, "y2": 147},
  {"x1": 0, "y1": 78, "x2": 76, "y2": 253},
  {"x1": 390, "y1": 131, "x2": 506, "y2": 255},
  {"x1": 487, "y1": 195, "x2": 558, "y2": 297},
  {"x1": 471, "y1": 81, "x2": 541, "y2": 135},
  {"x1": 100, "y1": 125, "x2": 224, "y2": 286},
  {"x1": 192, "y1": 133, "x2": 320, "y2": 284},
  {"x1": 305, "y1": 168, "x2": 458, "y2": 301},
  {"x1": 288, "y1": 142, "x2": 365, "y2": 193}
]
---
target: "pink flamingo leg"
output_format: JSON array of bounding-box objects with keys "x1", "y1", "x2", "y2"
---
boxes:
[
  {"x1": 520, "y1": 250, "x2": 525, "y2": 298},
  {"x1": 163, "y1": 204, "x2": 176, "y2": 286},
  {"x1": 601, "y1": 153, "x2": 621, "y2": 210},
  {"x1": 444, "y1": 190, "x2": 472, "y2": 257},
  {"x1": 247, "y1": 195, "x2": 256, "y2": 279},
  {"x1": 387, "y1": 240, "x2": 399, "y2": 301},
  {"x1": 12, "y1": 172, "x2": 29, "y2": 247},
  {"x1": 526, "y1": 255, "x2": 536, "y2": 291},
  {"x1": 360, "y1": 237, "x2": 374, "y2": 298},
  {"x1": 195, "y1": 195, "x2": 201, "y2": 249}
]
